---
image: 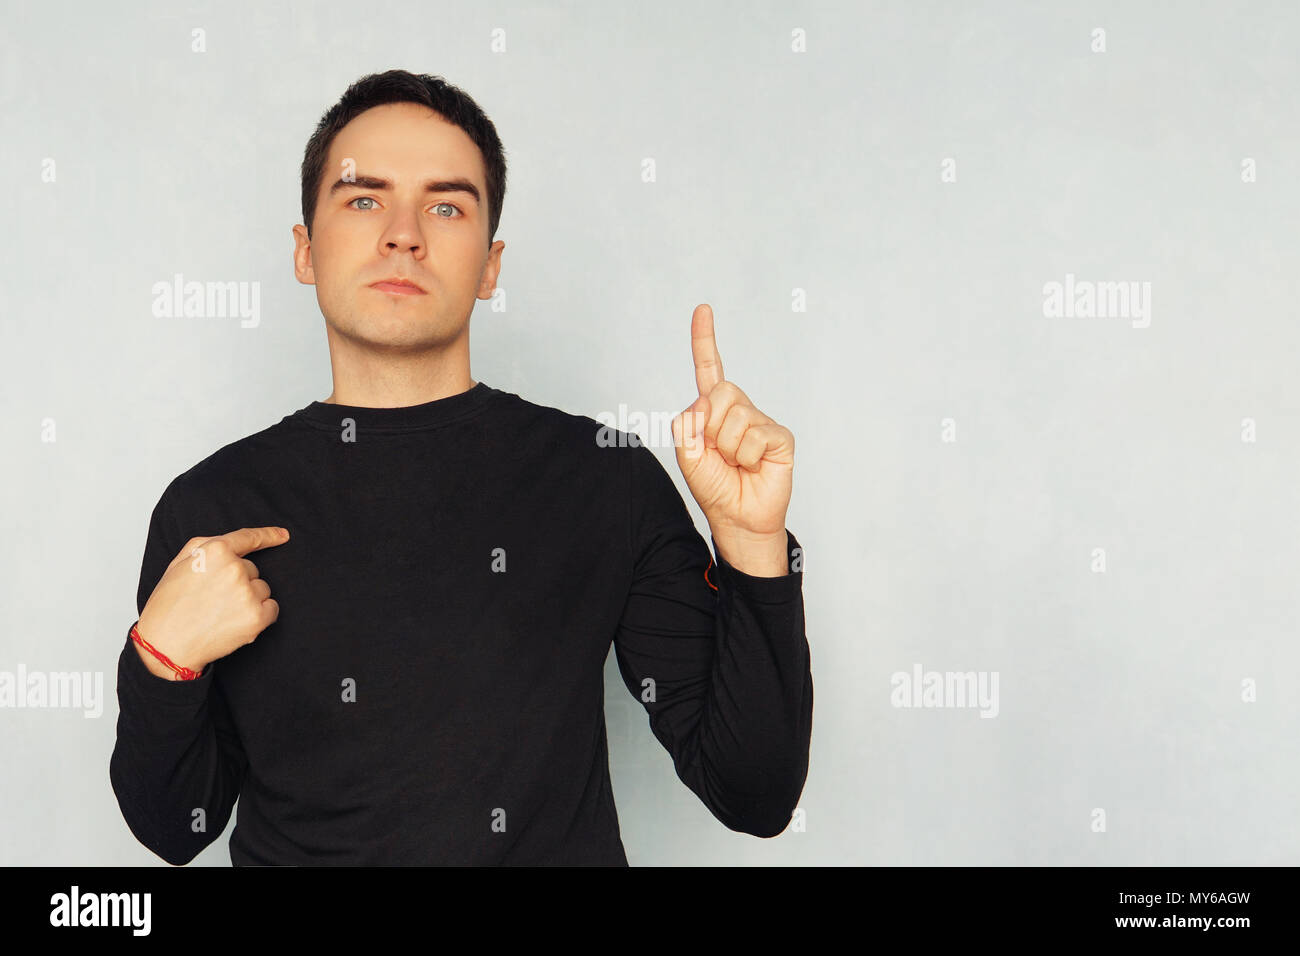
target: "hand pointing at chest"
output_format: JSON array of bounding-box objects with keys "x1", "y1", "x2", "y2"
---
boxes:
[{"x1": 671, "y1": 304, "x2": 795, "y2": 577}]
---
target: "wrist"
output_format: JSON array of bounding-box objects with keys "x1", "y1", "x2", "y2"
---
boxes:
[
  {"x1": 132, "y1": 639, "x2": 183, "y2": 680},
  {"x1": 131, "y1": 621, "x2": 205, "y2": 680},
  {"x1": 709, "y1": 525, "x2": 790, "y2": 577}
]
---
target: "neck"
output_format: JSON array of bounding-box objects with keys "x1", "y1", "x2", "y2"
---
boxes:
[
  {"x1": 323, "y1": 375, "x2": 477, "y2": 407},
  {"x1": 320, "y1": 323, "x2": 475, "y2": 408}
]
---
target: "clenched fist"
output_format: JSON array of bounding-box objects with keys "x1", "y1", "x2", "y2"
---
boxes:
[{"x1": 134, "y1": 527, "x2": 290, "y2": 681}]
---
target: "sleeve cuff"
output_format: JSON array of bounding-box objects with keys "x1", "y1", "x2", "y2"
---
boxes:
[{"x1": 708, "y1": 529, "x2": 804, "y2": 604}]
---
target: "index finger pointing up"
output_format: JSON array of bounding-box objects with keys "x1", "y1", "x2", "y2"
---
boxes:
[{"x1": 691, "y1": 303, "x2": 725, "y2": 396}]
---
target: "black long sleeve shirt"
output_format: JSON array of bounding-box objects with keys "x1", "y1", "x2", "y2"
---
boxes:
[{"x1": 109, "y1": 382, "x2": 812, "y2": 865}]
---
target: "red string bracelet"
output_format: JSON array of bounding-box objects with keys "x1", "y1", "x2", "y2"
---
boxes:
[{"x1": 130, "y1": 622, "x2": 203, "y2": 680}]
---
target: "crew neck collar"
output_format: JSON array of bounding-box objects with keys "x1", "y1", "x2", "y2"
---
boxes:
[{"x1": 295, "y1": 381, "x2": 498, "y2": 431}]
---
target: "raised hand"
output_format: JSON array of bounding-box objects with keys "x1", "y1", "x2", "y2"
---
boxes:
[{"x1": 671, "y1": 304, "x2": 794, "y2": 575}]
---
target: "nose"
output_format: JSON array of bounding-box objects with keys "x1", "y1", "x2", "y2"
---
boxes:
[
  {"x1": 386, "y1": 235, "x2": 422, "y2": 254},
  {"x1": 379, "y1": 207, "x2": 425, "y2": 257}
]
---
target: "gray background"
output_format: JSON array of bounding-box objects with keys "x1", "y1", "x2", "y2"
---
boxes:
[{"x1": 2, "y1": 0, "x2": 1297, "y2": 865}]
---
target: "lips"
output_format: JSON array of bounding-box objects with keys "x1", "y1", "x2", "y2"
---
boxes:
[{"x1": 369, "y1": 277, "x2": 427, "y2": 295}]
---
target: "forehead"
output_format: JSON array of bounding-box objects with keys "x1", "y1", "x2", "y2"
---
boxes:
[{"x1": 325, "y1": 102, "x2": 485, "y2": 190}]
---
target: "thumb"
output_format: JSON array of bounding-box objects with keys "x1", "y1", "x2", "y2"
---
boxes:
[{"x1": 673, "y1": 396, "x2": 709, "y2": 469}]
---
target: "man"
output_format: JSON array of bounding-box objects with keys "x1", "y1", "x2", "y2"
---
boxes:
[{"x1": 110, "y1": 69, "x2": 812, "y2": 866}]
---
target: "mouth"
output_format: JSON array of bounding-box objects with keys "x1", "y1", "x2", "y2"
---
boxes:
[{"x1": 369, "y1": 277, "x2": 427, "y2": 295}]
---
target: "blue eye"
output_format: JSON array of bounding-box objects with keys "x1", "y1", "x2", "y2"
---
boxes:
[{"x1": 347, "y1": 197, "x2": 463, "y2": 218}]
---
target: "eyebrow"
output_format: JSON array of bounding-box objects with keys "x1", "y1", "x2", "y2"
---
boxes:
[{"x1": 328, "y1": 174, "x2": 481, "y2": 206}]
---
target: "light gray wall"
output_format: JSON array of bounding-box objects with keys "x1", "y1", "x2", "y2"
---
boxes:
[{"x1": 2, "y1": 0, "x2": 1296, "y2": 865}]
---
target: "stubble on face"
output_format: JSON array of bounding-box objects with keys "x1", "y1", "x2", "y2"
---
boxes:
[{"x1": 297, "y1": 102, "x2": 503, "y2": 355}]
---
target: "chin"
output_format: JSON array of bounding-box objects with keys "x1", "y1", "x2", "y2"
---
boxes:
[{"x1": 362, "y1": 319, "x2": 464, "y2": 351}]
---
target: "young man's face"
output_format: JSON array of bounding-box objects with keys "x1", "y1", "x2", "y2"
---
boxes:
[{"x1": 292, "y1": 101, "x2": 504, "y2": 351}]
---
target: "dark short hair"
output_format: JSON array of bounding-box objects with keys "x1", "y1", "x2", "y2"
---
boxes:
[{"x1": 300, "y1": 69, "x2": 508, "y2": 245}]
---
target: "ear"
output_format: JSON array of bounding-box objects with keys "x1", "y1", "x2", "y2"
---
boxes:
[
  {"x1": 291, "y1": 223, "x2": 315, "y2": 285},
  {"x1": 478, "y1": 239, "x2": 505, "y2": 299}
]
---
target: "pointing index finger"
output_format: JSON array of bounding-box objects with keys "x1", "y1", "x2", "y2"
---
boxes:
[
  {"x1": 219, "y1": 526, "x2": 291, "y2": 557},
  {"x1": 691, "y1": 303, "x2": 724, "y2": 396}
]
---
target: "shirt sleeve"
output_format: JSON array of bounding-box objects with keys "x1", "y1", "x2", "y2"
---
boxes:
[
  {"x1": 612, "y1": 442, "x2": 813, "y2": 838},
  {"x1": 108, "y1": 483, "x2": 250, "y2": 865}
]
